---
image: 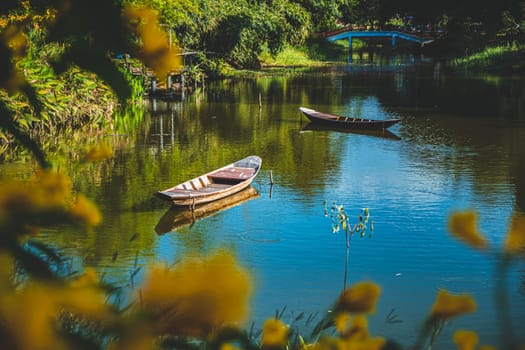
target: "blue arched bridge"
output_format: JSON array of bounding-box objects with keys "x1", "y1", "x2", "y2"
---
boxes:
[{"x1": 320, "y1": 26, "x2": 440, "y2": 49}]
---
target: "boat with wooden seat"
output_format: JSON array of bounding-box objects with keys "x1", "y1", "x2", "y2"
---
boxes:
[
  {"x1": 155, "y1": 155, "x2": 262, "y2": 206},
  {"x1": 299, "y1": 107, "x2": 401, "y2": 130}
]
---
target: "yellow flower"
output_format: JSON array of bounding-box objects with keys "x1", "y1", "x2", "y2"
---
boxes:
[
  {"x1": 220, "y1": 343, "x2": 242, "y2": 350},
  {"x1": 449, "y1": 211, "x2": 489, "y2": 250},
  {"x1": 106, "y1": 329, "x2": 156, "y2": 350},
  {"x1": 0, "y1": 171, "x2": 73, "y2": 234},
  {"x1": 138, "y1": 250, "x2": 253, "y2": 336},
  {"x1": 261, "y1": 318, "x2": 289, "y2": 348},
  {"x1": 70, "y1": 267, "x2": 99, "y2": 288},
  {"x1": 343, "y1": 315, "x2": 369, "y2": 340},
  {"x1": 477, "y1": 346, "x2": 498, "y2": 350},
  {"x1": 0, "y1": 253, "x2": 14, "y2": 294},
  {"x1": 453, "y1": 330, "x2": 479, "y2": 350},
  {"x1": 334, "y1": 312, "x2": 352, "y2": 334},
  {"x1": 32, "y1": 170, "x2": 72, "y2": 207},
  {"x1": 1, "y1": 24, "x2": 28, "y2": 57},
  {"x1": 429, "y1": 289, "x2": 477, "y2": 321},
  {"x1": 0, "y1": 285, "x2": 67, "y2": 350},
  {"x1": 122, "y1": 6, "x2": 182, "y2": 80},
  {"x1": 504, "y1": 213, "x2": 525, "y2": 257},
  {"x1": 0, "y1": 171, "x2": 71, "y2": 216},
  {"x1": 0, "y1": 281, "x2": 111, "y2": 350},
  {"x1": 315, "y1": 334, "x2": 385, "y2": 350},
  {"x1": 84, "y1": 143, "x2": 113, "y2": 161},
  {"x1": 69, "y1": 194, "x2": 102, "y2": 227},
  {"x1": 335, "y1": 281, "x2": 381, "y2": 314}
]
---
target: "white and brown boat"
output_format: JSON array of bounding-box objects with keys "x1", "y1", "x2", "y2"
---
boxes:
[
  {"x1": 299, "y1": 107, "x2": 401, "y2": 130},
  {"x1": 155, "y1": 155, "x2": 262, "y2": 207}
]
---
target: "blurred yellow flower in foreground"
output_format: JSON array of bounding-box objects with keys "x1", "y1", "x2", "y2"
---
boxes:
[
  {"x1": 334, "y1": 312, "x2": 352, "y2": 334},
  {"x1": 477, "y1": 346, "x2": 498, "y2": 350},
  {"x1": 69, "y1": 194, "x2": 102, "y2": 227},
  {"x1": 33, "y1": 170, "x2": 72, "y2": 207},
  {"x1": 106, "y1": 327, "x2": 155, "y2": 350},
  {"x1": 313, "y1": 333, "x2": 385, "y2": 350},
  {"x1": 261, "y1": 318, "x2": 289, "y2": 348},
  {"x1": 122, "y1": 6, "x2": 182, "y2": 80},
  {"x1": 0, "y1": 24, "x2": 27, "y2": 92},
  {"x1": 335, "y1": 281, "x2": 381, "y2": 314},
  {"x1": 449, "y1": 210, "x2": 489, "y2": 250},
  {"x1": 429, "y1": 289, "x2": 476, "y2": 321},
  {"x1": 504, "y1": 212, "x2": 525, "y2": 258},
  {"x1": 0, "y1": 171, "x2": 70, "y2": 219},
  {"x1": 315, "y1": 303, "x2": 385, "y2": 350},
  {"x1": 1, "y1": 24, "x2": 28, "y2": 57},
  {"x1": 84, "y1": 143, "x2": 113, "y2": 161},
  {"x1": 138, "y1": 250, "x2": 252, "y2": 336},
  {"x1": 70, "y1": 267, "x2": 99, "y2": 288},
  {"x1": 453, "y1": 330, "x2": 479, "y2": 350},
  {"x1": 342, "y1": 315, "x2": 369, "y2": 340},
  {"x1": 220, "y1": 342, "x2": 242, "y2": 350},
  {"x1": 0, "y1": 171, "x2": 101, "y2": 234},
  {"x1": 0, "y1": 279, "x2": 112, "y2": 350},
  {"x1": 0, "y1": 254, "x2": 14, "y2": 294}
]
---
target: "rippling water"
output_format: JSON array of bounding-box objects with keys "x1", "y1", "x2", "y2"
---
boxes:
[{"x1": 3, "y1": 56, "x2": 525, "y2": 348}]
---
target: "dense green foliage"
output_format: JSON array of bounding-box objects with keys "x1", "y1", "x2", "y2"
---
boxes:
[
  {"x1": 122, "y1": 0, "x2": 525, "y2": 73},
  {"x1": 0, "y1": 0, "x2": 173, "y2": 163}
]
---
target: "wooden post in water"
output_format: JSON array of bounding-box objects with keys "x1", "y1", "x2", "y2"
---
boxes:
[
  {"x1": 151, "y1": 78, "x2": 156, "y2": 93},
  {"x1": 259, "y1": 92, "x2": 262, "y2": 109},
  {"x1": 269, "y1": 170, "x2": 274, "y2": 199},
  {"x1": 167, "y1": 74, "x2": 172, "y2": 90}
]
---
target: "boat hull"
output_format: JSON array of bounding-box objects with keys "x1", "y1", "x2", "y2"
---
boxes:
[
  {"x1": 299, "y1": 107, "x2": 400, "y2": 130},
  {"x1": 155, "y1": 186, "x2": 260, "y2": 234}
]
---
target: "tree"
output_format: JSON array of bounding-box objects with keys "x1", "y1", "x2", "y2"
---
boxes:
[{"x1": 1, "y1": 0, "x2": 180, "y2": 166}]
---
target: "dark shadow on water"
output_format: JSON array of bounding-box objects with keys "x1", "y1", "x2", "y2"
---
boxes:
[{"x1": 155, "y1": 186, "x2": 260, "y2": 234}]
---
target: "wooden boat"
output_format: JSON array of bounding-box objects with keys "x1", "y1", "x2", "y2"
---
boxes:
[
  {"x1": 155, "y1": 155, "x2": 262, "y2": 206},
  {"x1": 299, "y1": 107, "x2": 401, "y2": 130},
  {"x1": 155, "y1": 186, "x2": 260, "y2": 234}
]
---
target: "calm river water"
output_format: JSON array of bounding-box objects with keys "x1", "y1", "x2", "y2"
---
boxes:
[{"x1": 3, "y1": 55, "x2": 525, "y2": 348}]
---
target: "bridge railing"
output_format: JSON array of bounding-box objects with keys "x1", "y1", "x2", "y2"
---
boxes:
[{"x1": 316, "y1": 25, "x2": 446, "y2": 40}]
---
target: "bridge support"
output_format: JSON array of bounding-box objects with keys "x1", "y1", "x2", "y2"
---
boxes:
[{"x1": 392, "y1": 34, "x2": 396, "y2": 48}]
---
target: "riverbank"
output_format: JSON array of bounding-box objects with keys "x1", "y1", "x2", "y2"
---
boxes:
[{"x1": 449, "y1": 44, "x2": 525, "y2": 75}]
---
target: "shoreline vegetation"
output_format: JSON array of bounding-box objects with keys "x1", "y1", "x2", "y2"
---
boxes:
[{"x1": 449, "y1": 44, "x2": 525, "y2": 74}]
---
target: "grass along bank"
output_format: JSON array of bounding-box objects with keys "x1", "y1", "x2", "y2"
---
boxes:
[{"x1": 450, "y1": 44, "x2": 525, "y2": 74}]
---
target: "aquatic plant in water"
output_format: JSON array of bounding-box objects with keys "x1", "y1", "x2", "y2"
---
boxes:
[{"x1": 324, "y1": 201, "x2": 374, "y2": 290}]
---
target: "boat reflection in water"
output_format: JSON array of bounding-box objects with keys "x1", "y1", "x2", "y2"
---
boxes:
[
  {"x1": 155, "y1": 186, "x2": 260, "y2": 235},
  {"x1": 301, "y1": 122, "x2": 401, "y2": 140}
]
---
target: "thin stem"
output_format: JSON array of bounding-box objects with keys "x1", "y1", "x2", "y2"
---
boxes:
[{"x1": 343, "y1": 246, "x2": 349, "y2": 291}]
